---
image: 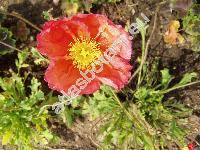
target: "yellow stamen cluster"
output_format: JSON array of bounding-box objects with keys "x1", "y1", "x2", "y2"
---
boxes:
[{"x1": 69, "y1": 37, "x2": 102, "y2": 70}]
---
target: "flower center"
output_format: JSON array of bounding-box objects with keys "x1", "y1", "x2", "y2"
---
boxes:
[{"x1": 69, "y1": 37, "x2": 102, "y2": 70}]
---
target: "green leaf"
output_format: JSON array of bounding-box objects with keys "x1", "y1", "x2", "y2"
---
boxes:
[
  {"x1": 183, "y1": 5, "x2": 200, "y2": 36},
  {"x1": 62, "y1": 107, "x2": 74, "y2": 127},
  {"x1": 28, "y1": 78, "x2": 45, "y2": 106},
  {"x1": 83, "y1": 87, "x2": 117, "y2": 120},
  {"x1": 134, "y1": 87, "x2": 148, "y2": 100},
  {"x1": 170, "y1": 120, "x2": 185, "y2": 140},
  {"x1": 143, "y1": 135, "x2": 154, "y2": 150},
  {"x1": 2, "y1": 131, "x2": 12, "y2": 145},
  {"x1": 42, "y1": 130, "x2": 54, "y2": 140},
  {"x1": 71, "y1": 96, "x2": 83, "y2": 108},
  {"x1": 0, "y1": 27, "x2": 16, "y2": 55},
  {"x1": 177, "y1": 72, "x2": 197, "y2": 86},
  {"x1": 30, "y1": 77, "x2": 41, "y2": 93},
  {"x1": 136, "y1": 18, "x2": 148, "y2": 36},
  {"x1": 15, "y1": 49, "x2": 29, "y2": 70},
  {"x1": 0, "y1": 94, "x2": 5, "y2": 101},
  {"x1": 42, "y1": 10, "x2": 52, "y2": 21},
  {"x1": 40, "y1": 91, "x2": 58, "y2": 107},
  {"x1": 161, "y1": 69, "x2": 173, "y2": 87},
  {"x1": 31, "y1": 47, "x2": 49, "y2": 65},
  {"x1": 21, "y1": 64, "x2": 29, "y2": 68},
  {"x1": 12, "y1": 72, "x2": 25, "y2": 98}
]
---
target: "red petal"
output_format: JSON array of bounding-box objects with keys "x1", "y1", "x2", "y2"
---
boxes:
[
  {"x1": 44, "y1": 59, "x2": 82, "y2": 92},
  {"x1": 96, "y1": 21, "x2": 132, "y2": 60},
  {"x1": 42, "y1": 19, "x2": 67, "y2": 30},
  {"x1": 65, "y1": 20, "x2": 90, "y2": 38},
  {"x1": 37, "y1": 20, "x2": 73, "y2": 58},
  {"x1": 97, "y1": 63, "x2": 131, "y2": 90},
  {"x1": 71, "y1": 14, "x2": 108, "y2": 38},
  {"x1": 80, "y1": 80, "x2": 101, "y2": 94},
  {"x1": 116, "y1": 32, "x2": 132, "y2": 60},
  {"x1": 37, "y1": 19, "x2": 90, "y2": 59},
  {"x1": 45, "y1": 59, "x2": 101, "y2": 95},
  {"x1": 109, "y1": 56, "x2": 132, "y2": 72}
]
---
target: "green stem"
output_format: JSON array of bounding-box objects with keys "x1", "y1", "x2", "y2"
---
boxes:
[
  {"x1": 111, "y1": 88, "x2": 140, "y2": 127},
  {"x1": 128, "y1": 7, "x2": 158, "y2": 84},
  {"x1": 161, "y1": 80, "x2": 200, "y2": 94},
  {"x1": 137, "y1": 30, "x2": 146, "y2": 87}
]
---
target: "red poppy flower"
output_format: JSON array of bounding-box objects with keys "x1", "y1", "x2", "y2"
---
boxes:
[
  {"x1": 37, "y1": 14, "x2": 132, "y2": 97},
  {"x1": 188, "y1": 143, "x2": 194, "y2": 150}
]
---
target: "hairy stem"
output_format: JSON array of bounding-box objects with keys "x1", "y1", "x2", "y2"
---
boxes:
[
  {"x1": 128, "y1": 7, "x2": 159, "y2": 84},
  {"x1": 161, "y1": 80, "x2": 200, "y2": 94}
]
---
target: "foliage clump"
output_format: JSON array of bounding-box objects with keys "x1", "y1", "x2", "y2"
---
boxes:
[
  {"x1": 0, "y1": 51, "x2": 56, "y2": 149},
  {"x1": 183, "y1": 4, "x2": 200, "y2": 51},
  {"x1": 71, "y1": 67, "x2": 195, "y2": 149}
]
